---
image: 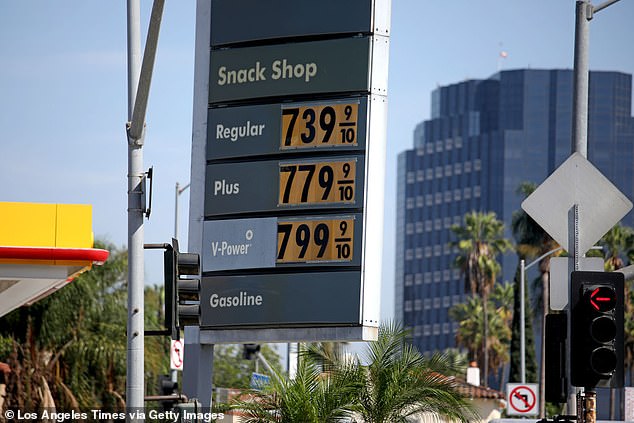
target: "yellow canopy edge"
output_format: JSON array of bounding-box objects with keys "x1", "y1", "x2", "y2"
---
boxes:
[{"x1": 0, "y1": 202, "x2": 93, "y2": 249}]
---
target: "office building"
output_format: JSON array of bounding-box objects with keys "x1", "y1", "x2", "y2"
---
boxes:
[{"x1": 395, "y1": 69, "x2": 634, "y2": 354}]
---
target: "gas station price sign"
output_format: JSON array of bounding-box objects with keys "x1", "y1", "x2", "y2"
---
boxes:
[
  {"x1": 190, "y1": 0, "x2": 390, "y2": 347},
  {"x1": 204, "y1": 157, "x2": 364, "y2": 217},
  {"x1": 279, "y1": 159, "x2": 356, "y2": 206},
  {"x1": 281, "y1": 102, "x2": 358, "y2": 148},
  {"x1": 207, "y1": 98, "x2": 368, "y2": 161},
  {"x1": 276, "y1": 217, "x2": 354, "y2": 263},
  {"x1": 201, "y1": 213, "x2": 362, "y2": 272}
]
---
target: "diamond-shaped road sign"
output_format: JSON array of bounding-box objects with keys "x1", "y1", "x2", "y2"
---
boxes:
[{"x1": 521, "y1": 153, "x2": 632, "y2": 256}]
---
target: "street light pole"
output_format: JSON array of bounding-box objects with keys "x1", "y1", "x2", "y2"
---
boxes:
[
  {"x1": 174, "y1": 182, "x2": 191, "y2": 240},
  {"x1": 520, "y1": 259, "x2": 526, "y2": 384},
  {"x1": 520, "y1": 247, "x2": 563, "y2": 382}
]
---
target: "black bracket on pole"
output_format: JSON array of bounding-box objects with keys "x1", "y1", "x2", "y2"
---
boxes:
[{"x1": 144, "y1": 166, "x2": 154, "y2": 219}]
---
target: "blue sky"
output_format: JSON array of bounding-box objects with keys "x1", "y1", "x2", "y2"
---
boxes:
[{"x1": 1, "y1": 1, "x2": 633, "y2": 321}]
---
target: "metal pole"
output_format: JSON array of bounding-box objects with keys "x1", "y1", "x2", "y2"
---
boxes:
[
  {"x1": 568, "y1": 204, "x2": 581, "y2": 415},
  {"x1": 255, "y1": 351, "x2": 282, "y2": 385},
  {"x1": 174, "y1": 182, "x2": 180, "y2": 240},
  {"x1": 126, "y1": 0, "x2": 165, "y2": 413},
  {"x1": 578, "y1": 391, "x2": 584, "y2": 423},
  {"x1": 520, "y1": 247, "x2": 562, "y2": 389},
  {"x1": 593, "y1": 0, "x2": 621, "y2": 13},
  {"x1": 570, "y1": 1, "x2": 590, "y2": 413},
  {"x1": 520, "y1": 259, "x2": 526, "y2": 384},
  {"x1": 569, "y1": 1, "x2": 621, "y2": 418},
  {"x1": 522, "y1": 246, "x2": 562, "y2": 417},
  {"x1": 175, "y1": 182, "x2": 191, "y2": 241},
  {"x1": 126, "y1": 0, "x2": 145, "y2": 413},
  {"x1": 170, "y1": 204, "x2": 178, "y2": 389},
  {"x1": 572, "y1": 0, "x2": 591, "y2": 158},
  {"x1": 128, "y1": 0, "x2": 166, "y2": 143}
]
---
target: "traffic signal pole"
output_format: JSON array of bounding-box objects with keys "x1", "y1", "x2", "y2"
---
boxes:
[
  {"x1": 126, "y1": 0, "x2": 145, "y2": 413},
  {"x1": 571, "y1": 0, "x2": 591, "y2": 160},
  {"x1": 569, "y1": 1, "x2": 622, "y2": 421},
  {"x1": 126, "y1": 0, "x2": 164, "y2": 416}
]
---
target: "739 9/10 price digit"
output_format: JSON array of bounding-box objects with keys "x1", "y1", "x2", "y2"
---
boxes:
[
  {"x1": 281, "y1": 103, "x2": 358, "y2": 148},
  {"x1": 276, "y1": 218, "x2": 354, "y2": 263},
  {"x1": 279, "y1": 160, "x2": 356, "y2": 205}
]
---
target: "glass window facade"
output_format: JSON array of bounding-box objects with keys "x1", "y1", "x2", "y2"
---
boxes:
[{"x1": 395, "y1": 69, "x2": 634, "y2": 355}]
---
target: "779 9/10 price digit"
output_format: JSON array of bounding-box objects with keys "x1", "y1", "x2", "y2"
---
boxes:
[
  {"x1": 281, "y1": 103, "x2": 358, "y2": 148},
  {"x1": 279, "y1": 160, "x2": 356, "y2": 205},
  {"x1": 276, "y1": 218, "x2": 354, "y2": 263}
]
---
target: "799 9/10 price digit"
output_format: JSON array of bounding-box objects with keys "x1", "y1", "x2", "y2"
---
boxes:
[
  {"x1": 276, "y1": 218, "x2": 354, "y2": 263},
  {"x1": 281, "y1": 103, "x2": 358, "y2": 148},
  {"x1": 279, "y1": 160, "x2": 356, "y2": 206}
]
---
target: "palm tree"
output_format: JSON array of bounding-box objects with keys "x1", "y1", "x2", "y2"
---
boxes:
[
  {"x1": 451, "y1": 211, "x2": 512, "y2": 386},
  {"x1": 354, "y1": 323, "x2": 476, "y2": 423},
  {"x1": 490, "y1": 282, "x2": 514, "y2": 386},
  {"x1": 232, "y1": 323, "x2": 477, "y2": 423},
  {"x1": 449, "y1": 297, "x2": 484, "y2": 366},
  {"x1": 623, "y1": 244, "x2": 634, "y2": 390},
  {"x1": 449, "y1": 284, "x2": 513, "y2": 387},
  {"x1": 511, "y1": 181, "x2": 559, "y2": 417},
  {"x1": 600, "y1": 223, "x2": 632, "y2": 272},
  {"x1": 232, "y1": 351, "x2": 360, "y2": 423}
]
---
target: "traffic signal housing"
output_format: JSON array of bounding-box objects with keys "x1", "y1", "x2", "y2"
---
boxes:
[
  {"x1": 570, "y1": 271, "x2": 624, "y2": 388},
  {"x1": 243, "y1": 344, "x2": 261, "y2": 360},
  {"x1": 544, "y1": 313, "x2": 567, "y2": 403},
  {"x1": 164, "y1": 238, "x2": 201, "y2": 340},
  {"x1": 158, "y1": 374, "x2": 178, "y2": 411}
]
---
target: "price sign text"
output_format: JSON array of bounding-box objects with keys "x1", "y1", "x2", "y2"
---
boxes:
[
  {"x1": 279, "y1": 160, "x2": 356, "y2": 205},
  {"x1": 281, "y1": 103, "x2": 358, "y2": 148},
  {"x1": 277, "y1": 218, "x2": 354, "y2": 263}
]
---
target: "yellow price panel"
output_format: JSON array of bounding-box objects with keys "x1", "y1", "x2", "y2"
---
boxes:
[
  {"x1": 279, "y1": 159, "x2": 356, "y2": 206},
  {"x1": 281, "y1": 103, "x2": 359, "y2": 148},
  {"x1": 276, "y1": 218, "x2": 354, "y2": 263}
]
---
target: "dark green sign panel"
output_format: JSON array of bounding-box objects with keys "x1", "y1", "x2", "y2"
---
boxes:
[
  {"x1": 191, "y1": 0, "x2": 389, "y2": 338},
  {"x1": 200, "y1": 271, "x2": 361, "y2": 327},
  {"x1": 207, "y1": 97, "x2": 368, "y2": 160},
  {"x1": 202, "y1": 214, "x2": 363, "y2": 272},
  {"x1": 211, "y1": 0, "x2": 373, "y2": 46},
  {"x1": 209, "y1": 37, "x2": 371, "y2": 104},
  {"x1": 205, "y1": 156, "x2": 365, "y2": 217}
]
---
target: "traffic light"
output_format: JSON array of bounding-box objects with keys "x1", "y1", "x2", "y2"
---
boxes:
[
  {"x1": 544, "y1": 313, "x2": 567, "y2": 403},
  {"x1": 570, "y1": 271, "x2": 624, "y2": 388},
  {"x1": 243, "y1": 344, "x2": 261, "y2": 360},
  {"x1": 158, "y1": 374, "x2": 178, "y2": 411},
  {"x1": 164, "y1": 238, "x2": 200, "y2": 340}
]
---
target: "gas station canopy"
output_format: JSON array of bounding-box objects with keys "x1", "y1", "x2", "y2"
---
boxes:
[{"x1": 0, "y1": 202, "x2": 109, "y2": 317}]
